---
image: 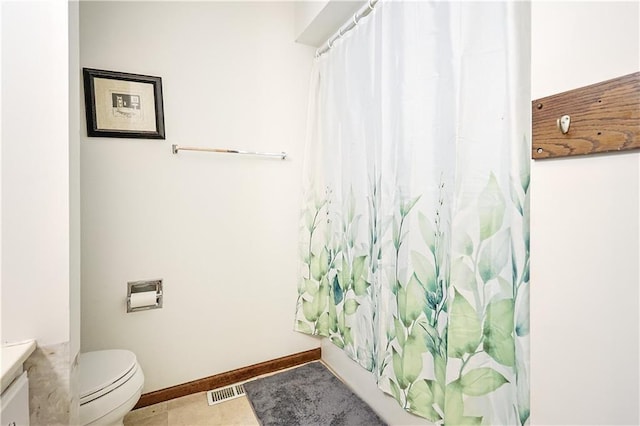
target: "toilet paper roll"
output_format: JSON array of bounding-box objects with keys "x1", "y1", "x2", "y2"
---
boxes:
[{"x1": 129, "y1": 291, "x2": 157, "y2": 309}]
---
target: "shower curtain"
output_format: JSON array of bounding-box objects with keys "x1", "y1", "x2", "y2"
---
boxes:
[{"x1": 294, "y1": 1, "x2": 530, "y2": 424}]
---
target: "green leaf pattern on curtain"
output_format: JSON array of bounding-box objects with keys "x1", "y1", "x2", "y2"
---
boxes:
[
  {"x1": 294, "y1": 167, "x2": 530, "y2": 423},
  {"x1": 293, "y1": 2, "x2": 530, "y2": 424}
]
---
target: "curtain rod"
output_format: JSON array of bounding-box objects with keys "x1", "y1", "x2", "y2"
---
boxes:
[{"x1": 315, "y1": 0, "x2": 380, "y2": 58}]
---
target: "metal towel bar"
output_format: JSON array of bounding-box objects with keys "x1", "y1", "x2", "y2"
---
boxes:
[{"x1": 171, "y1": 144, "x2": 287, "y2": 160}]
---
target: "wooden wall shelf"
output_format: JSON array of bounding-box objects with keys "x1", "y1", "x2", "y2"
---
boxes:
[{"x1": 532, "y1": 72, "x2": 639, "y2": 159}]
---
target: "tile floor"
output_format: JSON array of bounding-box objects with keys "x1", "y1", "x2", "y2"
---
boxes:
[
  {"x1": 124, "y1": 362, "x2": 326, "y2": 425},
  {"x1": 123, "y1": 392, "x2": 259, "y2": 426}
]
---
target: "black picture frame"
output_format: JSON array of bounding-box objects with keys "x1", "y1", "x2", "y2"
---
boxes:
[{"x1": 83, "y1": 68, "x2": 165, "y2": 139}]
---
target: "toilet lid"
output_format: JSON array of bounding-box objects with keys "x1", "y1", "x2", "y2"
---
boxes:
[{"x1": 79, "y1": 350, "x2": 137, "y2": 405}]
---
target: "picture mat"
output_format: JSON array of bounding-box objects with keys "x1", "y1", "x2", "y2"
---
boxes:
[{"x1": 94, "y1": 77, "x2": 157, "y2": 132}]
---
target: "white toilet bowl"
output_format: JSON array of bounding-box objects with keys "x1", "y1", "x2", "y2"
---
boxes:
[{"x1": 79, "y1": 350, "x2": 144, "y2": 426}]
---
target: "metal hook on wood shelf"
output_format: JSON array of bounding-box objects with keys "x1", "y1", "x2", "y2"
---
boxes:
[{"x1": 557, "y1": 115, "x2": 571, "y2": 134}]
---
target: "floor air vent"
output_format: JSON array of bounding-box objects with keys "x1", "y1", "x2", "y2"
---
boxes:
[{"x1": 206, "y1": 383, "x2": 246, "y2": 406}]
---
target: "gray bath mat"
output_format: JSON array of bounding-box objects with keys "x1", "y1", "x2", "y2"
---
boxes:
[{"x1": 244, "y1": 362, "x2": 386, "y2": 426}]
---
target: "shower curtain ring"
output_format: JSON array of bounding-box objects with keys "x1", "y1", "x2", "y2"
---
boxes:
[
  {"x1": 368, "y1": 0, "x2": 375, "y2": 11},
  {"x1": 353, "y1": 14, "x2": 359, "y2": 26}
]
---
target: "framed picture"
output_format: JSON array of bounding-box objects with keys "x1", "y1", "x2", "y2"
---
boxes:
[{"x1": 83, "y1": 68, "x2": 165, "y2": 139}]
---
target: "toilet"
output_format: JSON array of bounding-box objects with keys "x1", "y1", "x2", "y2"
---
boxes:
[{"x1": 79, "y1": 350, "x2": 144, "y2": 426}]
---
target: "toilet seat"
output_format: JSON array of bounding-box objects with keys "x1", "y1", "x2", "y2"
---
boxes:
[
  {"x1": 79, "y1": 350, "x2": 138, "y2": 405},
  {"x1": 79, "y1": 350, "x2": 144, "y2": 426}
]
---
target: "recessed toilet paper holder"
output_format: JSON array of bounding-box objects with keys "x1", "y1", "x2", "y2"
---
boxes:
[{"x1": 127, "y1": 279, "x2": 163, "y2": 313}]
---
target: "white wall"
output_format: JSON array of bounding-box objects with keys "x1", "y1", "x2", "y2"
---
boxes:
[
  {"x1": 294, "y1": 0, "x2": 327, "y2": 41},
  {"x1": 531, "y1": 2, "x2": 639, "y2": 425},
  {"x1": 1, "y1": 2, "x2": 78, "y2": 422},
  {"x1": 294, "y1": 1, "x2": 363, "y2": 46},
  {"x1": 0, "y1": 2, "x2": 3, "y2": 336},
  {"x1": 69, "y1": 1, "x2": 81, "y2": 423},
  {"x1": 1, "y1": 0, "x2": 71, "y2": 348},
  {"x1": 79, "y1": 1, "x2": 319, "y2": 393}
]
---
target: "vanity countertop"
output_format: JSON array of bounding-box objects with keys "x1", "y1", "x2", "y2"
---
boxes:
[{"x1": 1, "y1": 339, "x2": 36, "y2": 394}]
